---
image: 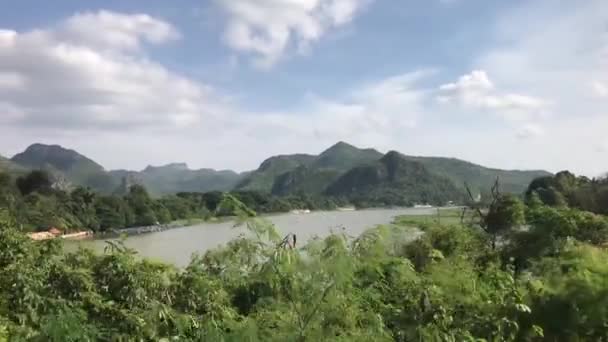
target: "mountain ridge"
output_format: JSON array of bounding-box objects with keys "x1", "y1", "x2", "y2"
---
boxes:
[
  {"x1": 325, "y1": 150, "x2": 465, "y2": 206},
  {"x1": 5, "y1": 142, "x2": 551, "y2": 197}
]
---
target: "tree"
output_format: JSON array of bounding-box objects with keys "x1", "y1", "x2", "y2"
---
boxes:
[
  {"x1": 486, "y1": 194, "x2": 525, "y2": 235},
  {"x1": 69, "y1": 187, "x2": 99, "y2": 230},
  {"x1": 125, "y1": 185, "x2": 157, "y2": 226},
  {"x1": 466, "y1": 178, "x2": 525, "y2": 249},
  {"x1": 16, "y1": 170, "x2": 52, "y2": 195},
  {"x1": 95, "y1": 196, "x2": 129, "y2": 231}
]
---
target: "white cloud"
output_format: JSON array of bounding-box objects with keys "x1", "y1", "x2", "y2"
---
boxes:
[
  {"x1": 0, "y1": 9, "x2": 432, "y2": 171},
  {"x1": 592, "y1": 81, "x2": 608, "y2": 98},
  {"x1": 476, "y1": 0, "x2": 608, "y2": 118},
  {"x1": 2, "y1": 4, "x2": 608, "y2": 177},
  {"x1": 467, "y1": 0, "x2": 608, "y2": 175},
  {"x1": 437, "y1": 70, "x2": 546, "y2": 116},
  {"x1": 242, "y1": 70, "x2": 431, "y2": 148},
  {"x1": 60, "y1": 10, "x2": 179, "y2": 51},
  {"x1": 0, "y1": 11, "x2": 226, "y2": 132},
  {"x1": 516, "y1": 123, "x2": 544, "y2": 139},
  {"x1": 216, "y1": 0, "x2": 369, "y2": 68}
]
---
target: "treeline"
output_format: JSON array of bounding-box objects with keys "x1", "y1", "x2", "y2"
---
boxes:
[
  {"x1": 0, "y1": 170, "x2": 346, "y2": 232},
  {"x1": 526, "y1": 170, "x2": 608, "y2": 214},
  {"x1": 1, "y1": 185, "x2": 608, "y2": 339}
]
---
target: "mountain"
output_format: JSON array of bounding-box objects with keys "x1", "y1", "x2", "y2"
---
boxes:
[
  {"x1": 237, "y1": 141, "x2": 549, "y2": 197},
  {"x1": 5, "y1": 142, "x2": 550, "y2": 199},
  {"x1": 311, "y1": 141, "x2": 383, "y2": 171},
  {"x1": 9, "y1": 144, "x2": 244, "y2": 195},
  {"x1": 12, "y1": 144, "x2": 104, "y2": 175},
  {"x1": 235, "y1": 154, "x2": 316, "y2": 192},
  {"x1": 326, "y1": 151, "x2": 464, "y2": 206},
  {"x1": 402, "y1": 156, "x2": 551, "y2": 195},
  {"x1": 269, "y1": 142, "x2": 383, "y2": 195},
  {"x1": 136, "y1": 163, "x2": 244, "y2": 195},
  {"x1": 271, "y1": 166, "x2": 343, "y2": 196},
  {"x1": 11, "y1": 144, "x2": 114, "y2": 191}
]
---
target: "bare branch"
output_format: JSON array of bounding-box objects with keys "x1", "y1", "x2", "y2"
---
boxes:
[{"x1": 464, "y1": 182, "x2": 490, "y2": 233}]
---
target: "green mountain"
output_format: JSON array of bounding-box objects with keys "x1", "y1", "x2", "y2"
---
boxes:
[
  {"x1": 239, "y1": 141, "x2": 548, "y2": 197},
  {"x1": 325, "y1": 151, "x2": 464, "y2": 206},
  {"x1": 271, "y1": 166, "x2": 343, "y2": 196},
  {"x1": 10, "y1": 144, "x2": 114, "y2": 191},
  {"x1": 235, "y1": 154, "x2": 316, "y2": 192},
  {"x1": 137, "y1": 163, "x2": 243, "y2": 195},
  {"x1": 402, "y1": 156, "x2": 551, "y2": 196},
  {"x1": 9, "y1": 144, "x2": 244, "y2": 195},
  {"x1": 311, "y1": 141, "x2": 383, "y2": 171},
  {"x1": 270, "y1": 142, "x2": 383, "y2": 195},
  {"x1": 6, "y1": 142, "x2": 550, "y2": 199}
]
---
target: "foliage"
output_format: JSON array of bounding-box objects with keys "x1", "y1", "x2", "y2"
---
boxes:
[
  {"x1": 3, "y1": 171, "x2": 608, "y2": 340},
  {"x1": 1, "y1": 194, "x2": 608, "y2": 340},
  {"x1": 326, "y1": 151, "x2": 465, "y2": 207},
  {"x1": 526, "y1": 170, "x2": 608, "y2": 214},
  {"x1": 238, "y1": 141, "x2": 546, "y2": 199},
  {"x1": 0, "y1": 170, "x2": 347, "y2": 233},
  {"x1": 16, "y1": 170, "x2": 53, "y2": 196},
  {"x1": 485, "y1": 194, "x2": 525, "y2": 236},
  {"x1": 405, "y1": 155, "x2": 551, "y2": 197}
]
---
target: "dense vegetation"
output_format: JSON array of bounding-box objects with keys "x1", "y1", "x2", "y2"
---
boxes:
[
  {"x1": 404, "y1": 156, "x2": 551, "y2": 195},
  {"x1": 236, "y1": 154, "x2": 317, "y2": 192},
  {"x1": 326, "y1": 151, "x2": 465, "y2": 207},
  {"x1": 111, "y1": 164, "x2": 245, "y2": 196},
  {"x1": 526, "y1": 170, "x2": 608, "y2": 215},
  {"x1": 238, "y1": 142, "x2": 548, "y2": 197},
  {"x1": 3, "y1": 142, "x2": 547, "y2": 199},
  {"x1": 1, "y1": 178, "x2": 608, "y2": 340},
  {"x1": 0, "y1": 170, "x2": 345, "y2": 233},
  {"x1": 6, "y1": 144, "x2": 246, "y2": 195}
]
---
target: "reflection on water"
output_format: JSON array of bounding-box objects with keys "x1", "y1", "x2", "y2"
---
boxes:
[{"x1": 67, "y1": 207, "x2": 436, "y2": 267}]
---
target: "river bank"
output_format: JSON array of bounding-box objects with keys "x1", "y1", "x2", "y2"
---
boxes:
[
  {"x1": 60, "y1": 206, "x2": 451, "y2": 242},
  {"x1": 66, "y1": 207, "x2": 435, "y2": 266}
]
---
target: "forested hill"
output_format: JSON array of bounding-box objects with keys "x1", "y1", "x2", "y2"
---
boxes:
[
  {"x1": 235, "y1": 154, "x2": 316, "y2": 192},
  {"x1": 4, "y1": 142, "x2": 550, "y2": 197},
  {"x1": 11, "y1": 144, "x2": 113, "y2": 191},
  {"x1": 134, "y1": 163, "x2": 245, "y2": 195},
  {"x1": 402, "y1": 156, "x2": 551, "y2": 195},
  {"x1": 325, "y1": 151, "x2": 465, "y2": 206},
  {"x1": 6, "y1": 144, "x2": 245, "y2": 195},
  {"x1": 240, "y1": 141, "x2": 550, "y2": 197}
]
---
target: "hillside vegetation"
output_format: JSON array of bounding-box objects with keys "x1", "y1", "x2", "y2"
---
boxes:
[
  {"x1": 1, "y1": 187, "x2": 608, "y2": 340},
  {"x1": 5, "y1": 142, "x2": 549, "y2": 201},
  {"x1": 326, "y1": 151, "x2": 464, "y2": 206},
  {"x1": 404, "y1": 155, "x2": 551, "y2": 195}
]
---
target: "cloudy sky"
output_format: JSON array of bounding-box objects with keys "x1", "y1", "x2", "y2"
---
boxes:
[{"x1": 0, "y1": 0, "x2": 606, "y2": 176}]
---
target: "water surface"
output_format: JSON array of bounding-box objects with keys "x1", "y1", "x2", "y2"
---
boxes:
[{"x1": 69, "y1": 207, "x2": 436, "y2": 266}]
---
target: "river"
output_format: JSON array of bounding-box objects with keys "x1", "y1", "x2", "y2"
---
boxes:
[{"x1": 67, "y1": 207, "x2": 436, "y2": 267}]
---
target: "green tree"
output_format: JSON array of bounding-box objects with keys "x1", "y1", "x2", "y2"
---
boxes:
[
  {"x1": 486, "y1": 194, "x2": 525, "y2": 235},
  {"x1": 125, "y1": 185, "x2": 157, "y2": 226},
  {"x1": 16, "y1": 170, "x2": 52, "y2": 195}
]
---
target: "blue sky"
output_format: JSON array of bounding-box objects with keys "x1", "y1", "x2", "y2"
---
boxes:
[{"x1": 0, "y1": 0, "x2": 606, "y2": 176}]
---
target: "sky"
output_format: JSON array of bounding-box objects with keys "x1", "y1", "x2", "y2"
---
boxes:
[{"x1": 0, "y1": 0, "x2": 606, "y2": 176}]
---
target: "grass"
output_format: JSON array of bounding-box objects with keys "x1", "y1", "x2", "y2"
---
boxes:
[{"x1": 394, "y1": 208, "x2": 476, "y2": 228}]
